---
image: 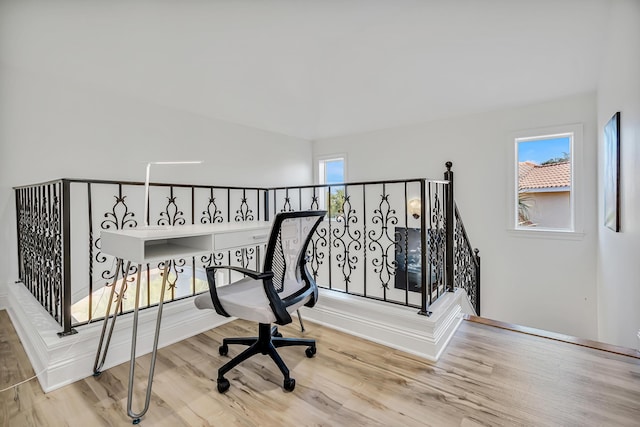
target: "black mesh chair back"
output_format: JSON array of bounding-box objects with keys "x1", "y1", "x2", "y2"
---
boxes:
[
  {"x1": 194, "y1": 210, "x2": 326, "y2": 393},
  {"x1": 265, "y1": 213, "x2": 321, "y2": 293}
]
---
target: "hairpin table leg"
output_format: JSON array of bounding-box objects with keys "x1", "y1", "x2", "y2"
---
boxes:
[
  {"x1": 126, "y1": 261, "x2": 170, "y2": 424},
  {"x1": 93, "y1": 258, "x2": 128, "y2": 375}
]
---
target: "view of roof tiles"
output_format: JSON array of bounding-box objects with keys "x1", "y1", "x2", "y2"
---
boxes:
[{"x1": 518, "y1": 161, "x2": 570, "y2": 191}]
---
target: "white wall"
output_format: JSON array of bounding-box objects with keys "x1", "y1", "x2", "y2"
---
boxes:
[
  {"x1": 0, "y1": 64, "x2": 313, "y2": 298},
  {"x1": 524, "y1": 192, "x2": 571, "y2": 230},
  {"x1": 596, "y1": 0, "x2": 640, "y2": 349},
  {"x1": 314, "y1": 93, "x2": 599, "y2": 340}
]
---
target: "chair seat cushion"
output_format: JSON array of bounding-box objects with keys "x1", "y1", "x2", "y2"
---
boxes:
[{"x1": 194, "y1": 277, "x2": 310, "y2": 324}]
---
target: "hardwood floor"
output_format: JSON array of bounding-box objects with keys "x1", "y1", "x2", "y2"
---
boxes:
[{"x1": 2, "y1": 309, "x2": 640, "y2": 426}]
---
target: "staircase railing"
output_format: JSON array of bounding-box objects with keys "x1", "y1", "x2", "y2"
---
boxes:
[
  {"x1": 443, "y1": 161, "x2": 481, "y2": 314},
  {"x1": 13, "y1": 163, "x2": 480, "y2": 336},
  {"x1": 454, "y1": 205, "x2": 481, "y2": 314}
]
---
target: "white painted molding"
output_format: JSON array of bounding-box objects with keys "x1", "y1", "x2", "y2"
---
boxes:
[
  {"x1": 6, "y1": 281, "x2": 475, "y2": 392},
  {"x1": 0, "y1": 282, "x2": 8, "y2": 310},
  {"x1": 300, "y1": 288, "x2": 475, "y2": 361},
  {"x1": 6, "y1": 281, "x2": 232, "y2": 392}
]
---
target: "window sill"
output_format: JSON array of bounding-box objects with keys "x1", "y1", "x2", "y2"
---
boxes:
[{"x1": 507, "y1": 228, "x2": 585, "y2": 240}]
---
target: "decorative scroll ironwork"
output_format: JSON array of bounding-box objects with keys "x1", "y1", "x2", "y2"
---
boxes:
[
  {"x1": 235, "y1": 191, "x2": 254, "y2": 221},
  {"x1": 367, "y1": 192, "x2": 398, "y2": 289},
  {"x1": 15, "y1": 180, "x2": 272, "y2": 331},
  {"x1": 158, "y1": 258, "x2": 187, "y2": 299},
  {"x1": 281, "y1": 189, "x2": 293, "y2": 212},
  {"x1": 156, "y1": 187, "x2": 187, "y2": 297},
  {"x1": 201, "y1": 189, "x2": 224, "y2": 224},
  {"x1": 454, "y1": 205, "x2": 479, "y2": 313},
  {"x1": 430, "y1": 189, "x2": 445, "y2": 229},
  {"x1": 308, "y1": 225, "x2": 328, "y2": 281},
  {"x1": 200, "y1": 188, "x2": 225, "y2": 270},
  {"x1": 232, "y1": 190, "x2": 256, "y2": 267},
  {"x1": 15, "y1": 183, "x2": 65, "y2": 327},
  {"x1": 331, "y1": 195, "x2": 362, "y2": 285},
  {"x1": 427, "y1": 227, "x2": 446, "y2": 295},
  {"x1": 100, "y1": 194, "x2": 137, "y2": 230},
  {"x1": 235, "y1": 247, "x2": 256, "y2": 269},
  {"x1": 94, "y1": 187, "x2": 139, "y2": 286},
  {"x1": 310, "y1": 193, "x2": 319, "y2": 210},
  {"x1": 158, "y1": 188, "x2": 186, "y2": 227},
  {"x1": 428, "y1": 189, "x2": 447, "y2": 298},
  {"x1": 200, "y1": 252, "x2": 224, "y2": 268},
  {"x1": 15, "y1": 169, "x2": 481, "y2": 332}
]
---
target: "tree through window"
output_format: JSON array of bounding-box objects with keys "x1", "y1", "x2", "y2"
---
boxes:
[{"x1": 318, "y1": 157, "x2": 345, "y2": 217}]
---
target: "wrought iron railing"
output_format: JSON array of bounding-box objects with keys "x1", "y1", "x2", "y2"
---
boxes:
[
  {"x1": 454, "y1": 205, "x2": 481, "y2": 314},
  {"x1": 14, "y1": 163, "x2": 480, "y2": 336},
  {"x1": 15, "y1": 179, "x2": 72, "y2": 336},
  {"x1": 270, "y1": 178, "x2": 449, "y2": 314},
  {"x1": 444, "y1": 162, "x2": 481, "y2": 314},
  {"x1": 15, "y1": 179, "x2": 269, "y2": 335}
]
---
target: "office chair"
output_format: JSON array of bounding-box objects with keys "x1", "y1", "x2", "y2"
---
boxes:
[{"x1": 194, "y1": 210, "x2": 326, "y2": 393}]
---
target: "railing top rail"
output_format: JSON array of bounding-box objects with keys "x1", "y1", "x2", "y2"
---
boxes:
[
  {"x1": 14, "y1": 177, "x2": 451, "y2": 191},
  {"x1": 270, "y1": 177, "x2": 450, "y2": 191},
  {"x1": 14, "y1": 178, "x2": 269, "y2": 192},
  {"x1": 13, "y1": 178, "x2": 65, "y2": 189}
]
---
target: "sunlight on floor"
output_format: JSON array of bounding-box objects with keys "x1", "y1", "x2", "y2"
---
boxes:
[{"x1": 71, "y1": 266, "x2": 209, "y2": 324}]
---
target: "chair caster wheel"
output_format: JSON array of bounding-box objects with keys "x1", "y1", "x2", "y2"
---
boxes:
[
  {"x1": 283, "y1": 377, "x2": 296, "y2": 392},
  {"x1": 305, "y1": 346, "x2": 316, "y2": 358},
  {"x1": 217, "y1": 378, "x2": 230, "y2": 393},
  {"x1": 219, "y1": 344, "x2": 228, "y2": 356}
]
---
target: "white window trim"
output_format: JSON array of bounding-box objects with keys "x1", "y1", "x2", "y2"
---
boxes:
[
  {"x1": 314, "y1": 154, "x2": 347, "y2": 214},
  {"x1": 507, "y1": 123, "x2": 584, "y2": 239},
  {"x1": 315, "y1": 153, "x2": 348, "y2": 185}
]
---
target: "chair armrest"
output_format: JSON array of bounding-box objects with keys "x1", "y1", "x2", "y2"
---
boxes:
[
  {"x1": 204, "y1": 266, "x2": 275, "y2": 318},
  {"x1": 211, "y1": 265, "x2": 274, "y2": 281}
]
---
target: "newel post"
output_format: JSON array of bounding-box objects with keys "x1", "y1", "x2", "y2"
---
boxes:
[
  {"x1": 444, "y1": 162, "x2": 454, "y2": 293},
  {"x1": 474, "y1": 248, "x2": 481, "y2": 315},
  {"x1": 59, "y1": 179, "x2": 77, "y2": 337}
]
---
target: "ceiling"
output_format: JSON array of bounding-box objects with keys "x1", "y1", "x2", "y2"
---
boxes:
[{"x1": 0, "y1": 0, "x2": 611, "y2": 140}]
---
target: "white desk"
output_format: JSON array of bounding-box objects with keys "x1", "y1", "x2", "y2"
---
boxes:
[{"x1": 93, "y1": 221, "x2": 271, "y2": 424}]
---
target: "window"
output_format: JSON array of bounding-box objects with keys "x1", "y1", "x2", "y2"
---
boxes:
[
  {"x1": 511, "y1": 124, "x2": 582, "y2": 234},
  {"x1": 318, "y1": 157, "x2": 345, "y2": 185},
  {"x1": 317, "y1": 155, "x2": 346, "y2": 217}
]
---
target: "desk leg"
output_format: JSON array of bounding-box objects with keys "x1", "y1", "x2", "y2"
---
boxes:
[
  {"x1": 93, "y1": 259, "x2": 129, "y2": 375},
  {"x1": 127, "y1": 261, "x2": 170, "y2": 424}
]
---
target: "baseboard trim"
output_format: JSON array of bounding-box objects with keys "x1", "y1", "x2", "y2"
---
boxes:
[
  {"x1": 7, "y1": 280, "x2": 475, "y2": 393},
  {"x1": 6, "y1": 281, "x2": 232, "y2": 392},
  {"x1": 0, "y1": 288, "x2": 7, "y2": 310},
  {"x1": 300, "y1": 288, "x2": 474, "y2": 361},
  {"x1": 464, "y1": 315, "x2": 640, "y2": 360}
]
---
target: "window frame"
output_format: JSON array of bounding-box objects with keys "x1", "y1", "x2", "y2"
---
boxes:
[
  {"x1": 508, "y1": 124, "x2": 584, "y2": 239},
  {"x1": 315, "y1": 154, "x2": 347, "y2": 217},
  {"x1": 315, "y1": 154, "x2": 347, "y2": 185}
]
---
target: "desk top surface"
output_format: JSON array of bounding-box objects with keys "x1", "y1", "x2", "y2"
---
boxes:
[
  {"x1": 99, "y1": 221, "x2": 273, "y2": 263},
  {"x1": 101, "y1": 221, "x2": 272, "y2": 240}
]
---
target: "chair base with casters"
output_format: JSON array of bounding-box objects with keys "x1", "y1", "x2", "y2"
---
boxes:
[
  {"x1": 193, "y1": 210, "x2": 327, "y2": 394},
  {"x1": 216, "y1": 322, "x2": 316, "y2": 393}
]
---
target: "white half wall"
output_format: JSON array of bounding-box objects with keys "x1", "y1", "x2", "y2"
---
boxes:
[
  {"x1": 0, "y1": 64, "x2": 312, "y2": 307},
  {"x1": 313, "y1": 93, "x2": 599, "y2": 341},
  {"x1": 596, "y1": 0, "x2": 640, "y2": 349}
]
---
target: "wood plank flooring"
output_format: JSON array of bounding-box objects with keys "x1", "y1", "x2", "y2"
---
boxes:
[{"x1": 1, "y1": 309, "x2": 640, "y2": 426}]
